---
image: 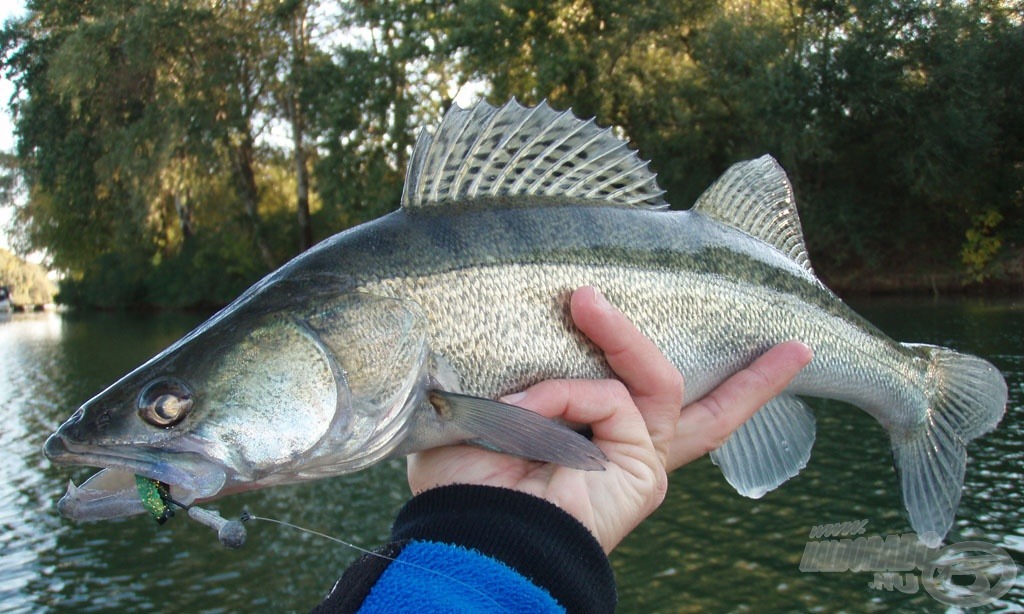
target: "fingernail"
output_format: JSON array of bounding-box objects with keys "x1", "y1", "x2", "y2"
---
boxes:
[
  {"x1": 500, "y1": 391, "x2": 527, "y2": 404},
  {"x1": 798, "y1": 341, "x2": 815, "y2": 364},
  {"x1": 590, "y1": 287, "x2": 612, "y2": 312},
  {"x1": 788, "y1": 340, "x2": 814, "y2": 363}
]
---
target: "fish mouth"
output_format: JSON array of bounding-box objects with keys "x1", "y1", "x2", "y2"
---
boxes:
[{"x1": 44, "y1": 433, "x2": 227, "y2": 522}]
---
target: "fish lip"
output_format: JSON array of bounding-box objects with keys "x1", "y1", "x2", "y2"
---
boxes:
[
  {"x1": 44, "y1": 432, "x2": 227, "y2": 519},
  {"x1": 57, "y1": 471, "x2": 149, "y2": 521}
]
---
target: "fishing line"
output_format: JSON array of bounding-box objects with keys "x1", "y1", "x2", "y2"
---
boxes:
[
  {"x1": 244, "y1": 513, "x2": 380, "y2": 555},
  {"x1": 244, "y1": 513, "x2": 506, "y2": 609}
]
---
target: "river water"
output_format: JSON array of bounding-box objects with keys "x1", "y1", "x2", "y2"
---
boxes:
[{"x1": 1, "y1": 298, "x2": 1021, "y2": 612}]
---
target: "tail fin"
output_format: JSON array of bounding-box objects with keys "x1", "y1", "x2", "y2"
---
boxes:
[{"x1": 892, "y1": 345, "x2": 1006, "y2": 547}]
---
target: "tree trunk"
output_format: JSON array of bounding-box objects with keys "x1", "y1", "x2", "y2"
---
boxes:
[
  {"x1": 173, "y1": 190, "x2": 194, "y2": 241},
  {"x1": 231, "y1": 132, "x2": 276, "y2": 269},
  {"x1": 293, "y1": 111, "x2": 313, "y2": 251},
  {"x1": 290, "y1": 4, "x2": 314, "y2": 252}
]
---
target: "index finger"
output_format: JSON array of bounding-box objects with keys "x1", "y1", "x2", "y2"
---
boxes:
[{"x1": 570, "y1": 286, "x2": 684, "y2": 464}]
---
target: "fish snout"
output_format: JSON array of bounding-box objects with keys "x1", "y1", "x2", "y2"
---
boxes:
[
  {"x1": 42, "y1": 430, "x2": 71, "y2": 462},
  {"x1": 43, "y1": 406, "x2": 90, "y2": 461}
]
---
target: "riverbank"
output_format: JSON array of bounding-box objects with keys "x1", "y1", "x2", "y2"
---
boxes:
[
  {"x1": 828, "y1": 272, "x2": 1023, "y2": 298},
  {"x1": 60, "y1": 272, "x2": 1024, "y2": 312},
  {"x1": 824, "y1": 253, "x2": 1024, "y2": 298}
]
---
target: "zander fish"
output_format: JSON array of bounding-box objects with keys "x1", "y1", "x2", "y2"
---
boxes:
[{"x1": 44, "y1": 100, "x2": 1007, "y2": 546}]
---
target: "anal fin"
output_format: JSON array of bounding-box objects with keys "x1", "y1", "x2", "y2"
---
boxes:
[{"x1": 710, "y1": 394, "x2": 816, "y2": 498}]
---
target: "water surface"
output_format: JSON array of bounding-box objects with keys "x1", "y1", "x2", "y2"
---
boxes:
[{"x1": 1, "y1": 299, "x2": 1021, "y2": 612}]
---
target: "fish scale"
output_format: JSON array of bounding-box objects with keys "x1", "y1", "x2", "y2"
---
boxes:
[{"x1": 360, "y1": 252, "x2": 902, "y2": 409}]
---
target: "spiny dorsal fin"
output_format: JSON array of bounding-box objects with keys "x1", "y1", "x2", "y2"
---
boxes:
[
  {"x1": 401, "y1": 99, "x2": 666, "y2": 209},
  {"x1": 693, "y1": 155, "x2": 814, "y2": 274}
]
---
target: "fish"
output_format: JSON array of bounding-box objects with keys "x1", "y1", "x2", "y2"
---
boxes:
[{"x1": 44, "y1": 100, "x2": 1007, "y2": 547}]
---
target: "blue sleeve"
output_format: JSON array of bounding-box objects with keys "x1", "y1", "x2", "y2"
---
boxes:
[
  {"x1": 311, "y1": 484, "x2": 617, "y2": 614},
  {"x1": 359, "y1": 540, "x2": 565, "y2": 613}
]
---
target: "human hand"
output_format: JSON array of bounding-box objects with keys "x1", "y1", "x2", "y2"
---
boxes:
[
  {"x1": 407, "y1": 286, "x2": 812, "y2": 553},
  {"x1": 568, "y1": 287, "x2": 814, "y2": 472}
]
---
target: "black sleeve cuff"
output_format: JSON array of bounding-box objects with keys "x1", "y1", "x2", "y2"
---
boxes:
[{"x1": 391, "y1": 484, "x2": 617, "y2": 614}]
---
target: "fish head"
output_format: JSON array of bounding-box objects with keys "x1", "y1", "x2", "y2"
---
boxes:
[{"x1": 44, "y1": 285, "x2": 432, "y2": 521}]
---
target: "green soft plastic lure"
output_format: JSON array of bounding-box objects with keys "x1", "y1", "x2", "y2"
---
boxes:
[{"x1": 135, "y1": 475, "x2": 174, "y2": 524}]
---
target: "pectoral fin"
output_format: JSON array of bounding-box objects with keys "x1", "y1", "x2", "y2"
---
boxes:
[{"x1": 411, "y1": 390, "x2": 607, "y2": 471}]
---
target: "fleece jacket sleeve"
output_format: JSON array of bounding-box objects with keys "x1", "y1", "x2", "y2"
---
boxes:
[{"x1": 311, "y1": 484, "x2": 617, "y2": 614}]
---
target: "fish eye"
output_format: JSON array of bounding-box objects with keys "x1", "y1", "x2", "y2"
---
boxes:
[{"x1": 138, "y1": 378, "x2": 193, "y2": 428}]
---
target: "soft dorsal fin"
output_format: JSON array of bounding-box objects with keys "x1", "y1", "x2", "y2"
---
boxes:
[
  {"x1": 401, "y1": 99, "x2": 666, "y2": 209},
  {"x1": 693, "y1": 155, "x2": 814, "y2": 274}
]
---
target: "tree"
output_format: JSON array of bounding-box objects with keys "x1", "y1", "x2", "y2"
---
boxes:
[
  {"x1": 447, "y1": 0, "x2": 1023, "y2": 284},
  {"x1": 309, "y1": 0, "x2": 454, "y2": 231},
  {"x1": 2, "y1": 0, "x2": 297, "y2": 305},
  {"x1": 2, "y1": 0, "x2": 1021, "y2": 307},
  {"x1": 786, "y1": 0, "x2": 1024, "y2": 278},
  {"x1": 271, "y1": 0, "x2": 316, "y2": 251},
  {"x1": 0, "y1": 247, "x2": 55, "y2": 306}
]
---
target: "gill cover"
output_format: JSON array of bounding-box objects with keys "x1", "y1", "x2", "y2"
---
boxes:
[{"x1": 279, "y1": 290, "x2": 431, "y2": 478}]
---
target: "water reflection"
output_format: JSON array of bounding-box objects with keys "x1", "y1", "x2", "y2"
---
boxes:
[
  {"x1": 1, "y1": 299, "x2": 1022, "y2": 612},
  {"x1": 1, "y1": 313, "x2": 67, "y2": 613}
]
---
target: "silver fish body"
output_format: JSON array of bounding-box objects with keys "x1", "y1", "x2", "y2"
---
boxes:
[{"x1": 44, "y1": 100, "x2": 1007, "y2": 546}]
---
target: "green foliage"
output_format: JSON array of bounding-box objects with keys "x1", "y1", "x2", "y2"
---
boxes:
[
  {"x1": 57, "y1": 252, "x2": 150, "y2": 309},
  {"x1": 2, "y1": 0, "x2": 1022, "y2": 307},
  {"x1": 962, "y1": 210, "x2": 1005, "y2": 282},
  {"x1": 448, "y1": 0, "x2": 1024, "y2": 282},
  {"x1": 308, "y1": 1, "x2": 451, "y2": 231},
  {"x1": 145, "y1": 232, "x2": 265, "y2": 309}
]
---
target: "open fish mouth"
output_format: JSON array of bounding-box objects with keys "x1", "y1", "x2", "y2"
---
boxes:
[{"x1": 44, "y1": 433, "x2": 227, "y2": 521}]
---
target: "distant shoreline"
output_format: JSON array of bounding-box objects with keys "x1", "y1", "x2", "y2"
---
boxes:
[
  {"x1": 54, "y1": 269, "x2": 1023, "y2": 313},
  {"x1": 826, "y1": 269, "x2": 1023, "y2": 298}
]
